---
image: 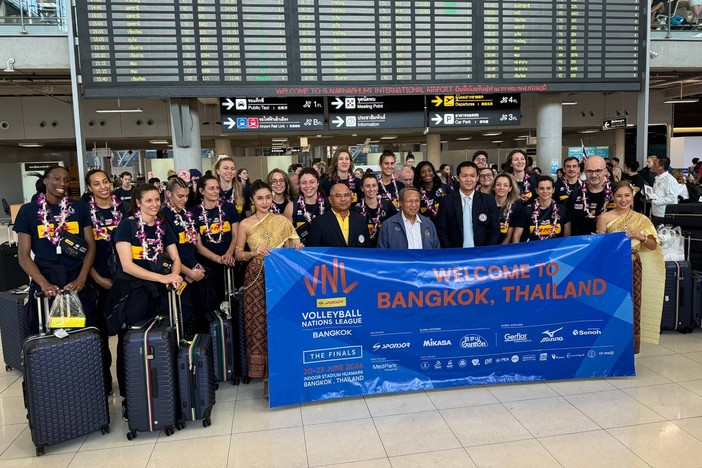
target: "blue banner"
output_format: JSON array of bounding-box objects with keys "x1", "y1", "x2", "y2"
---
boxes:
[{"x1": 265, "y1": 233, "x2": 634, "y2": 407}]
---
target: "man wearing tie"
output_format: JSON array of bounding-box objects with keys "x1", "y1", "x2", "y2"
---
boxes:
[
  {"x1": 307, "y1": 183, "x2": 370, "y2": 248},
  {"x1": 437, "y1": 161, "x2": 500, "y2": 248}
]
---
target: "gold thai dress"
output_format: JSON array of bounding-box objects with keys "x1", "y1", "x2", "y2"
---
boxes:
[
  {"x1": 244, "y1": 213, "x2": 299, "y2": 379},
  {"x1": 605, "y1": 209, "x2": 665, "y2": 352}
]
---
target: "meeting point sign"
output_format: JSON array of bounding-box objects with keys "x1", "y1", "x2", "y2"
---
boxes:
[{"x1": 265, "y1": 233, "x2": 635, "y2": 408}]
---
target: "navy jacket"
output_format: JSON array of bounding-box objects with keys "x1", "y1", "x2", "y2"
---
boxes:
[
  {"x1": 436, "y1": 190, "x2": 501, "y2": 248},
  {"x1": 376, "y1": 212, "x2": 440, "y2": 249},
  {"x1": 307, "y1": 210, "x2": 370, "y2": 248}
]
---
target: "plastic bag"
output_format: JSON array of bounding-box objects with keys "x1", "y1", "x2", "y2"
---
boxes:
[
  {"x1": 657, "y1": 225, "x2": 685, "y2": 261},
  {"x1": 48, "y1": 290, "x2": 86, "y2": 329}
]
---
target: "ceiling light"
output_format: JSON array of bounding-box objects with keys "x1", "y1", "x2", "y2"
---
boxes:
[
  {"x1": 562, "y1": 101, "x2": 578, "y2": 106},
  {"x1": 482, "y1": 131, "x2": 502, "y2": 137},
  {"x1": 440, "y1": 140, "x2": 448, "y2": 144},
  {"x1": 351, "y1": 133, "x2": 357, "y2": 137},
  {"x1": 626, "y1": 123, "x2": 636, "y2": 127},
  {"x1": 664, "y1": 82, "x2": 700, "y2": 104},
  {"x1": 148, "y1": 140, "x2": 168, "y2": 144},
  {"x1": 96, "y1": 108, "x2": 143, "y2": 113},
  {"x1": 18, "y1": 142, "x2": 44, "y2": 148},
  {"x1": 4, "y1": 57, "x2": 15, "y2": 72},
  {"x1": 672, "y1": 127, "x2": 702, "y2": 133},
  {"x1": 578, "y1": 129, "x2": 599, "y2": 134},
  {"x1": 456, "y1": 137, "x2": 472, "y2": 141},
  {"x1": 380, "y1": 136, "x2": 398, "y2": 140},
  {"x1": 514, "y1": 136, "x2": 528, "y2": 140},
  {"x1": 369, "y1": 140, "x2": 379, "y2": 143},
  {"x1": 492, "y1": 140, "x2": 504, "y2": 144},
  {"x1": 271, "y1": 138, "x2": 288, "y2": 142}
]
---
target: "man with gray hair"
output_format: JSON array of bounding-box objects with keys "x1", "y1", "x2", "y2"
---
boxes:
[{"x1": 377, "y1": 187, "x2": 439, "y2": 249}]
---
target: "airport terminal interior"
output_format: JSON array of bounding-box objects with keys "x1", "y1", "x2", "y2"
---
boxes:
[{"x1": 1, "y1": 1, "x2": 702, "y2": 467}]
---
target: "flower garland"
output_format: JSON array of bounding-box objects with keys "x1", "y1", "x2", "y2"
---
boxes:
[
  {"x1": 36, "y1": 193, "x2": 70, "y2": 246},
  {"x1": 379, "y1": 175, "x2": 400, "y2": 204},
  {"x1": 420, "y1": 186, "x2": 445, "y2": 218},
  {"x1": 165, "y1": 201, "x2": 198, "y2": 245},
  {"x1": 269, "y1": 203, "x2": 281, "y2": 215},
  {"x1": 519, "y1": 173, "x2": 532, "y2": 201},
  {"x1": 134, "y1": 210, "x2": 164, "y2": 262},
  {"x1": 561, "y1": 177, "x2": 582, "y2": 197},
  {"x1": 88, "y1": 195, "x2": 122, "y2": 242},
  {"x1": 361, "y1": 196, "x2": 386, "y2": 239},
  {"x1": 335, "y1": 173, "x2": 355, "y2": 192},
  {"x1": 297, "y1": 193, "x2": 325, "y2": 223},
  {"x1": 580, "y1": 178, "x2": 612, "y2": 219},
  {"x1": 531, "y1": 198, "x2": 560, "y2": 241},
  {"x1": 199, "y1": 199, "x2": 225, "y2": 244},
  {"x1": 499, "y1": 201, "x2": 513, "y2": 230}
]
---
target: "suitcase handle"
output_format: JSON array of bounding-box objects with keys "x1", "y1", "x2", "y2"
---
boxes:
[
  {"x1": 167, "y1": 287, "x2": 183, "y2": 344},
  {"x1": 33, "y1": 291, "x2": 50, "y2": 335}
]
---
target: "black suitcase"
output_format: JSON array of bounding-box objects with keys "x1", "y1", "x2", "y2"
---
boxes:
[
  {"x1": 0, "y1": 226, "x2": 28, "y2": 291},
  {"x1": 206, "y1": 308, "x2": 235, "y2": 384},
  {"x1": 124, "y1": 314, "x2": 181, "y2": 440},
  {"x1": 661, "y1": 261, "x2": 695, "y2": 333},
  {"x1": 22, "y1": 293, "x2": 109, "y2": 456},
  {"x1": 226, "y1": 267, "x2": 249, "y2": 385},
  {"x1": 664, "y1": 203, "x2": 702, "y2": 231},
  {"x1": 693, "y1": 271, "x2": 702, "y2": 328},
  {"x1": 0, "y1": 291, "x2": 29, "y2": 371},
  {"x1": 170, "y1": 290, "x2": 216, "y2": 427}
]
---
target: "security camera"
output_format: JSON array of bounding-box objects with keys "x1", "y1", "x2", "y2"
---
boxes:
[{"x1": 423, "y1": 127, "x2": 429, "y2": 135}]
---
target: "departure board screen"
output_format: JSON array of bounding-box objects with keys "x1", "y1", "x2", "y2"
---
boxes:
[{"x1": 76, "y1": 0, "x2": 645, "y2": 98}]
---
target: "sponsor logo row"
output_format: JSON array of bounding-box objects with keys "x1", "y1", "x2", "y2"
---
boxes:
[{"x1": 419, "y1": 348, "x2": 610, "y2": 371}]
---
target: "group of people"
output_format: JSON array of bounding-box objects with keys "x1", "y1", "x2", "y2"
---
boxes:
[{"x1": 13, "y1": 149, "x2": 670, "y2": 411}]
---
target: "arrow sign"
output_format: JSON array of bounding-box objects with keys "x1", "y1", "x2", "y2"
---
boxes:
[
  {"x1": 332, "y1": 97, "x2": 344, "y2": 110},
  {"x1": 223, "y1": 98, "x2": 235, "y2": 111},
  {"x1": 432, "y1": 114, "x2": 443, "y2": 125},
  {"x1": 225, "y1": 117, "x2": 236, "y2": 129},
  {"x1": 431, "y1": 96, "x2": 443, "y2": 106},
  {"x1": 602, "y1": 117, "x2": 627, "y2": 130},
  {"x1": 333, "y1": 116, "x2": 345, "y2": 128}
]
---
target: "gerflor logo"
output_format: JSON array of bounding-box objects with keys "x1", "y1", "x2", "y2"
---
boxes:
[
  {"x1": 423, "y1": 338, "x2": 452, "y2": 347},
  {"x1": 303, "y1": 258, "x2": 358, "y2": 297},
  {"x1": 540, "y1": 327, "x2": 564, "y2": 343}
]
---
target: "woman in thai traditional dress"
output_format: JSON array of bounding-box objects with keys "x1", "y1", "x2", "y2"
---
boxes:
[
  {"x1": 596, "y1": 181, "x2": 665, "y2": 354},
  {"x1": 234, "y1": 180, "x2": 302, "y2": 397}
]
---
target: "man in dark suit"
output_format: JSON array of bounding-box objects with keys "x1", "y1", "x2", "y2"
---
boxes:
[
  {"x1": 307, "y1": 183, "x2": 370, "y2": 248},
  {"x1": 437, "y1": 161, "x2": 500, "y2": 248}
]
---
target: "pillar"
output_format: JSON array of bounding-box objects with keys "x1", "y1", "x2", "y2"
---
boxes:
[
  {"x1": 215, "y1": 139, "x2": 233, "y2": 157},
  {"x1": 426, "y1": 133, "x2": 441, "y2": 168},
  {"x1": 169, "y1": 98, "x2": 202, "y2": 172},
  {"x1": 536, "y1": 94, "x2": 563, "y2": 175},
  {"x1": 614, "y1": 128, "x2": 626, "y2": 158}
]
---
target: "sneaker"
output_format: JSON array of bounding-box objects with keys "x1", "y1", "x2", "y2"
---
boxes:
[{"x1": 121, "y1": 401, "x2": 128, "y2": 422}]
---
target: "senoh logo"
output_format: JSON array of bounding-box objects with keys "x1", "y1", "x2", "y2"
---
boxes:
[
  {"x1": 572, "y1": 329, "x2": 602, "y2": 336},
  {"x1": 372, "y1": 342, "x2": 411, "y2": 351},
  {"x1": 460, "y1": 334, "x2": 488, "y2": 349},
  {"x1": 504, "y1": 332, "x2": 530, "y2": 343},
  {"x1": 304, "y1": 259, "x2": 358, "y2": 297},
  {"x1": 423, "y1": 338, "x2": 452, "y2": 347},
  {"x1": 540, "y1": 327, "x2": 564, "y2": 343}
]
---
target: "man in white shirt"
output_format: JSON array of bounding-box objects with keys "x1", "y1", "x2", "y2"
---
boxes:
[
  {"x1": 649, "y1": 156, "x2": 679, "y2": 225},
  {"x1": 377, "y1": 187, "x2": 439, "y2": 249}
]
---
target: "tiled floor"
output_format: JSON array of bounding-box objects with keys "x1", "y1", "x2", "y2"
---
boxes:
[{"x1": 3, "y1": 333, "x2": 702, "y2": 467}]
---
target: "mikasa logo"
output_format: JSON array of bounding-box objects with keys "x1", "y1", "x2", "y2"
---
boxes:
[{"x1": 423, "y1": 339, "x2": 452, "y2": 347}]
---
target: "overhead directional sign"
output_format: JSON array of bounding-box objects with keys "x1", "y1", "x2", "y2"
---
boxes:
[
  {"x1": 602, "y1": 117, "x2": 627, "y2": 130},
  {"x1": 328, "y1": 95, "x2": 424, "y2": 129},
  {"x1": 220, "y1": 97, "x2": 324, "y2": 132},
  {"x1": 429, "y1": 93, "x2": 521, "y2": 128}
]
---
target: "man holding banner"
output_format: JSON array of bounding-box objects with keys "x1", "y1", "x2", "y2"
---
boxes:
[{"x1": 377, "y1": 187, "x2": 439, "y2": 249}]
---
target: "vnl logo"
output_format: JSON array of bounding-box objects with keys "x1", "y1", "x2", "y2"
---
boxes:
[{"x1": 303, "y1": 258, "x2": 358, "y2": 297}]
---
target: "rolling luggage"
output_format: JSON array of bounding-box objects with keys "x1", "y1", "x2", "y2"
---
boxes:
[
  {"x1": 206, "y1": 305, "x2": 234, "y2": 384},
  {"x1": 170, "y1": 290, "x2": 216, "y2": 428},
  {"x1": 22, "y1": 292, "x2": 109, "y2": 456},
  {"x1": 0, "y1": 291, "x2": 29, "y2": 371},
  {"x1": 227, "y1": 267, "x2": 249, "y2": 385},
  {"x1": 693, "y1": 271, "x2": 702, "y2": 328},
  {"x1": 0, "y1": 225, "x2": 27, "y2": 291},
  {"x1": 124, "y1": 310, "x2": 181, "y2": 440},
  {"x1": 661, "y1": 261, "x2": 695, "y2": 333}
]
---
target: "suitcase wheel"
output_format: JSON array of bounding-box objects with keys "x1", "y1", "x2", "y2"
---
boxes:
[
  {"x1": 232, "y1": 378, "x2": 240, "y2": 386},
  {"x1": 126, "y1": 430, "x2": 136, "y2": 441},
  {"x1": 164, "y1": 426, "x2": 175, "y2": 437},
  {"x1": 36, "y1": 446, "x2": 45, "y2": 457},
  {"x1": 242, "y1": 377, "x2": 251, "y2": 385},
  {"x1": 203, "y1": 417, "x2": 211, "y2": 428},
  {"x1": 5, "y1": 365, "x2": 11, "y2": 372},
  {"x1": 215, "y1": 383, "x2": 219, "y2": 391},
  {"x1": 175, "y1": 421, "x2": 184, "y2": 431},
  {"x1": 101, "y1": 425, "x2": 110, "y2": 435}
]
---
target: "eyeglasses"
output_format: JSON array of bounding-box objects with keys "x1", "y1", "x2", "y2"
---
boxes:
[
  {"x1": 584, "y1": 169, "x2": 605, "y2": 176},
  {"x1": 270, "y1": 178, "x2": 285, "y2": 184},
  {"x1": 474, "y1": 157, "x2": 488, "y2": 162},
  {"x1": 479, "y1": 174, "x2": 494, "y2": 180},
  {"x1": 331, "y1": 193, "x2": 353, "y2": 199}
]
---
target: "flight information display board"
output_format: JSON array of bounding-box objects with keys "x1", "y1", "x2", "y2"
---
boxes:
[{"x1": 77, "y1": 1, "x2": 644, "y2": 98}]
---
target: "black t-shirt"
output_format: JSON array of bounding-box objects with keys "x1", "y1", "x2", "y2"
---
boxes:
[
  {"x1": 554, "y1": 178, "x2": 582, "y2": 203},
  {"x1": 113, "y1": 216, "x2": 177, "y2": 281},
  {"x1": 351, "y1": 199, "x2": 398, "y2": 244},
  {"x1": 161, "y1": 206, "x2": 197, "y2": 268},
  {"x1": 270, "y1": 198, "x2": 289, "y2": 215},
  {"x1": 13, "y1": 198, "x2": 92, "y2": 270},
  {"x1": 379, "y1": 179, "x2": 405, "y2": 208},
  {"x1": 419, "y1": 183, "x2": 451, "y2": 222},
  {"x1": 292, "y1": 196, "x2": 330, "y2": 244},
  {"x1": 220, "y1": 188, "x2": 246, "y2": 218},
  {"x1": 112, "y1": 187, "x2": 134, "y2": 211},
  {"x1": 514, "y1": 202, "x2": 571, "y2": 242},
  {"x1": 497, "y1": 200, "x2": 524, "y2": 244},
  {"x1": 321, "y1": 175, "x2": 363, "y2": 205},
  {"x1": 516, "y1": 173, "x2": 535, "y2": 204},
  {"x1": 567, "y1": 187, "x2": 614, "y2": 236},
  {"x1": 89, "y1": 201, "x2": 126, "y2": 279},
  {"x1": 192, "y1": 202, "x2": 241, "y2": 256}
]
